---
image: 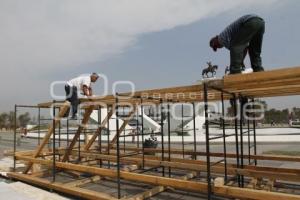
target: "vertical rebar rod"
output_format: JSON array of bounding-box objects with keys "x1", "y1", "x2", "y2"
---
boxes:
[
  {"x1": 167, "y1": 103, "x2": 171, "y2": 177},
  {"x1": 52, "y1": 101, "x2": 56, "y2": 182},
  {"x1": 115, "y1": 94, "x2": 121, "y2": 199},
  {"x1": 239, "y1": 97, "x2": 244, "y2": 187},
  {"x1": 136, "y1": 105, "x2": 139, "y2": 149},
  {"x1": 38, "y1": 107, "x2": 41, "y2": 145},
  {"x1": 181, "y1": 104, "x2": 185, "y2": 159},
  {"x1": 252, "y1": 99, "x2": 257, "y2": 165},
  {"x1": 247, "y1": 118, "x2": 251, "y2": 165},
  {"x1": 192, "y1": 102, "x2": 197, "y2": 160},
  {"x1": 66, "y1": 118, "x2": 69, "y2": 146},
  {"x1": 203, "y1": 83, "x2": 212, "y2": 200},
  {"x1": 107, "y1": 105, "x2": 111, "y2": 168},
  {"x1": 58, "y1": 108, "x2": 61, "y2": 161},
  {"x1": 160, "y1": 99, "x2": 165, "y2": 177},
  {"x1": 13, "y1": 104, "x2": 17, "y2": 171},
  {"x1": 123, "y1": 106, "x2": 125, "y2": 153},
  {"x1": 78, "y1": 109, "x2": 81, "y2": 162},
  {"x1": 141, "y1": 99, "x2": 145, "y2": 169},
  {"x1": 233, "y1": 95, "x2": 241, "y2": 187},
  {"x1": 98, "y1": 106, "x2": 102, "y2": 167},
  {"x1": 221, "y1": 92, "x2": 228, "y2": 183}
]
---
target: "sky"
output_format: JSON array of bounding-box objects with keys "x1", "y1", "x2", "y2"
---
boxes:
[{"x1": 0, "y1": 0, "x2": 299, "y2": 112}]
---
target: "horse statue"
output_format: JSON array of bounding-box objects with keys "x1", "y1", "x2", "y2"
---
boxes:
[{"x1": 202, "y1": 62, "x2": 218, "y2": 78}]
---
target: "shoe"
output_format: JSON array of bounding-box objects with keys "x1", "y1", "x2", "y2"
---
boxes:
[{"x1": 252, "y1": 67, "x2": 264, "y2": 72}]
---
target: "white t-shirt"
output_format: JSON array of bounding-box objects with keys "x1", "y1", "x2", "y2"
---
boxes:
[{"x1": 67, "y1": 76, "x2": 91, "y2": 91}]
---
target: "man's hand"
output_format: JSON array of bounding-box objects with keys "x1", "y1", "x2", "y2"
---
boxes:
[{"x1": 82, "y1": 85, "x2": 90, "y2": 96}]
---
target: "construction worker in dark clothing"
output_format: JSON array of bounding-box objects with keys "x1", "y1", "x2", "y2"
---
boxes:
[{"x1": 210, "y1": 14, "x2": 265, "y2": 74}]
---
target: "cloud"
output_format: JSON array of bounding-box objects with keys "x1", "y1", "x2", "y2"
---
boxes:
[{"x1": 0, "y1": 0, "x2": 280, "y2": 109}]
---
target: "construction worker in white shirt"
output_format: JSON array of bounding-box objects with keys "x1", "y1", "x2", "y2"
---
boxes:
[{"x1": 64, "y1": 73, "x2": 99, "y2": 119}]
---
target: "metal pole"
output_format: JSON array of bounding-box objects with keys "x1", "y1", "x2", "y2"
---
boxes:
[
  {"x1": 221, "y1": 92, "x2": 228, "y2": 183},
  {"x1": 192, "y1": 102, "x2": 197, "y2": 160},
  {"x1": 123, "y1": 106, "x2": 125, "y2": 153},
  {"x1": 239, "y1": 97, "x2": 244, "y2": 187},
  {"x1": 136, "y1": 105, "x2": 139, "y2": 149},
  {"x1": 233, "y1": 94, "x2": 240, "y2": 187},
  {"x1": 160, "y1": 99, "x2": 165, "y2": 176},
  {"x1": 181, "y1": 104, "x2": 185, "y2": 159},
  {"x1": 98, "y1": 106, "x2": 102, "y2": 167},
  {"x1": 38, "y1": 107, "x2": 41, "y2": 145},
  {"x1": 107, "y1": 105, "x2": 111, "y2": 168},
  {"x1": 115, "y1": 94, "x2": 121, "y2": 199},
  {"x1": 66, "y1": 118, "x2": 69, "y2": 146},
  {"x1": 13, "y1": 104, "x2": 17, "y2": 171},
  {"x1": 141, "y1": 99, "x2": 145, "y2": 169},
  {"x1": 247, "y1": 118, "x2": 251, "y2": 165},
  {"x1": 252, "y1": 98, "x2": 257, "y2": 165},
  {"x1": 203, "y1": 83, "x2": 212, "y2": 199},
  {"x1": 78, "y1": 109, "x2": 81, "y2": 162},
  {"x1": 58, "y1": 108, "x2": 61, "y2": 161},
  {"x1": 167, "y1": 103, "x2": 171, "y2": 177},
  {"x1": 52, "y1": 101, "x2": 56, "y2": 182}
]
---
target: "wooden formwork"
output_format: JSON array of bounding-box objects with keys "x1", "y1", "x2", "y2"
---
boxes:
[{"x1": 9, "y1": 66, "x2": 300, "y2": 200}]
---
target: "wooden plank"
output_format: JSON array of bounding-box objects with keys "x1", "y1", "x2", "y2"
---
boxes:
[
  {"x1": 9, "y1": 158, "x2": 300, "y2": 200},
  {"x1": 124, "y1": 186, "x2": 165, "y2": 200},
  {"x1": 103, "y1": 145, "x2": 300, "y2": 163},
  {"x1": 23, "y1": 101, "x2": 70, "y2": 173},
  {"x1": 214, "y1": 184, "x2": 300, "y2": 200},
  {"x1": 124, "y1": 172, "x2": 197, "y2": 200},
  {"x1": 8, "y1": 173, "x2": 117, "y2": 200},
  {"x1": 56, "y1": 151, "x2": 300, "y2": 182},
  {"x1": 61, "y1": 105, "x2": 94, "y2": 162},
  {"x1": 84, "y1": 108, "x2": 114, "y2": 151},
  {"x1": 224, "y1": 66, "x2": 300, "y2": 85},
  {"x1": 11, "y1": 156, "x2": 209, "y2": 192},
  {"x1": 64, "y1": 175, "x2": 102, "y2": 187}
]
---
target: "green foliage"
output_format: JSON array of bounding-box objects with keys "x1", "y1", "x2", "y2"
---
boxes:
[
  {"x1": 0, "y1": 111, "x2": 31, "y2": 130},
  {"x1": 264, "y1": 108, "x2": 289, "y2": 124}
]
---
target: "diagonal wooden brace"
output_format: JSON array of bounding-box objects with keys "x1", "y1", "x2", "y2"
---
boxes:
[{"x1": 23, "y1": 101, "x2": 70, "y2": 174}]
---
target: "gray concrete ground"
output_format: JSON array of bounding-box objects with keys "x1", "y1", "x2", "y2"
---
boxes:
[{"x1": 1, "y1": 131, "x2": 300, "y2": 199}]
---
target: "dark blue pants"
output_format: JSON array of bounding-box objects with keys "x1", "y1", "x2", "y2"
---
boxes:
[{"x1": 64, "y1": 85, "x2": 79, "y2": 117}]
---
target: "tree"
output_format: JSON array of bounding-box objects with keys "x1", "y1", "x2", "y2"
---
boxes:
[
  {"x1": 18, "y1": 112, "x2": 31, "y2": 128},
  {"x1": 0, "y1": 113, "x2": 9, "y2": 130}
]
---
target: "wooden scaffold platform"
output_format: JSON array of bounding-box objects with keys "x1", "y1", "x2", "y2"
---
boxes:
[{"x1": 8, "y1": 66, "x2": 300, "y2": 200}]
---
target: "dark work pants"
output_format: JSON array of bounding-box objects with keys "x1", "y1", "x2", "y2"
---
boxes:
[
  {"x1": 230, "y1": 17, "x2": 265, "y2": 73},
  {"x1": 65, "y1": 85, "x2": 79, "y2": 117}
]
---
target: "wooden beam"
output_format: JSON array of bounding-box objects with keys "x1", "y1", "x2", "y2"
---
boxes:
[
  {"x1": 9, "y1": 157, "x2": 300, "y2": 200},
  {"x1": 8, "y1": 173, "x2": 117, "y2": 200},
  {"x1": 61, "y1": 105, "x2": 94, "y2": 162},
  {"x1": 56, "y1": 151, "x2": 300, "y2": 183},
  {"x1": 124, "y1": 172, "x2": 197, "y2": 200},
  {"x1": 64, "y1": 175, "x2": 102, "y2": 187},
  {"x1": 23, "y1": 101, "x2": 70, "y2": 173},
  {"x1": 103, "y1": 145, "x2": 300, "y2": 163}
]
